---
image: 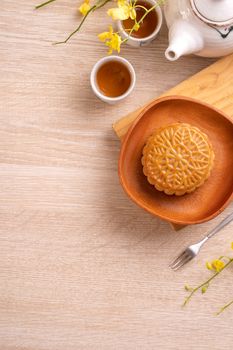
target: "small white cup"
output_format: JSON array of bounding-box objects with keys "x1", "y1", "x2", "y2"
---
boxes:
[
  {"x1": 90, "y1": 56, "x2": 136, "y2": 104},
  {"x1": 117, "y1": 0, "x2": 163, "y2": 47}
]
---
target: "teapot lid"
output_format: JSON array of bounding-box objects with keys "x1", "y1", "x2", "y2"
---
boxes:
[{"x1": 190, "y1": 0, "x2": 233, "y2": 26}]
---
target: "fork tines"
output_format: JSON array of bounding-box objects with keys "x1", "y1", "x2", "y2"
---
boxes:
[{"x1": 170, "y1": 250, "x2": 193, "y2": 270}]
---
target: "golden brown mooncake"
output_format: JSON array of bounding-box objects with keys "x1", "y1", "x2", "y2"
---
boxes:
[{"x1": 142, "y1": 123, "x2": 215, "y2": 196}]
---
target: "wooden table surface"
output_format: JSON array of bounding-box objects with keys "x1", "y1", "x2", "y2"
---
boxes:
[{"x1": 1, "y1": 1, "x2": 233, "y2": 349}]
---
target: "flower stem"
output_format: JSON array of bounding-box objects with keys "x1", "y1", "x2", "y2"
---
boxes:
[
  {"x1": 183, "y1": 258, "x2": 233, "y2": 306},
  {"x1": 138, "y1": 0, "x2": 165, "y2": 26},
  {"x1": 54, "y1": 6, "x2": 96, "y2": 45},
  {"x1": 217, "y1": 299, "x2": 233, "y2": 315},
  {"x1": 35, "y1": 0, "x2": 57, "y2": 10},
  {"x1": 54, "y1": 0, "x2": 111, "y2": 45},
  {"x1": 134, "y1": 5, "x2": 148, "y2": 11}
]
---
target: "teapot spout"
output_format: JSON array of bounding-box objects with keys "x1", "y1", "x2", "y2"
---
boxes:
[{"x1": 165, "y1": 20, "x2": 204, "y2": 61}]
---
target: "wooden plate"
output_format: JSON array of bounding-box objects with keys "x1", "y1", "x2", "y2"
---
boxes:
[{"x1": 119, "y1": 96, "x2": 233, "y2": 225}]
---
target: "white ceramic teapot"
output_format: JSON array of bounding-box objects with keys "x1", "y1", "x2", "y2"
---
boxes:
[{"x1": 164, "y1": 0, "x2": 233, "y2": 61}]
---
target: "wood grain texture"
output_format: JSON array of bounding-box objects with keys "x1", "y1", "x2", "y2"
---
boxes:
[{"x1": 1, "y1": 1, "x2": 233, "y2": 349}]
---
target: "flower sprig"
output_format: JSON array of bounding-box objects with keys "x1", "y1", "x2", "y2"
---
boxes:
[
  {"x1": 35, "y1": 0, "x2": 57, "y2": 10},
  {"x1": 184, "y1": 242, "x2": 233, "y2": 315},
  {"x1": 98, "y1": 0, "x2": 165, "y2": 53},
  {"x1": 35, "y1": 0, "x2": 166, "y2": 52},
  {"x1": 35, "y1": 0, "x2": 112, "y2": 45},
  {"x1": 98, "y1": 25, "x2": 122, "y2": 54}
]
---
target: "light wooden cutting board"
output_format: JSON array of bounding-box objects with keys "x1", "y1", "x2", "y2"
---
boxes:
[{"x1": 113, "y1": 53, "x2": 233, "y2": 230}]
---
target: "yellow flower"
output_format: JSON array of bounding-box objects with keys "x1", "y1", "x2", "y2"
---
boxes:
[
  {"x1": 231, "y1": 242, "x2": 233, "y2": 250},
  {"x1": 118, "y1": 0, "x2": 126, "y2": 6},
  {"x1": 79, "y1": 0, "x2": 91, "y2": 16},
  {"x1": 213, "y1": 259, "x2": 225, "y2": 272},
  {"x1": 98, "y1": 25, "x2": 113, "y2": 42},
  {"x1": 107, "y1": 0, "x2": 137, "y2": 21},
  {"x1": 108, "y1": 7, "x2": 128, "y2": 20},
  {"x1": 98, "y1": 26, "x2": 122, "y2": 54},
  {"x1": 206, "y1": 262, "x2": 213, "y2": 270},
  {"x1": 106, "y1": 33, "x2": 122, "y2": 53},
  {"x1": 207, "y1": 259, "x2": 225, "y2": 272},
  {"x1": 130, "y1": 7, "x2": 137, "y2": 20}
]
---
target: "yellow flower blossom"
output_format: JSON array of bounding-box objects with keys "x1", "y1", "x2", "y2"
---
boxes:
[
  {"x1": 79, "y1": 0, "x2": 91, "y2": 16},
  {"x1": 184, "y1": 242, "x2": 233, "y2": 313},
  {"x1": 212, "y1": 259, "x2": 225, "y2": 272},
  {"x1": 106, "y1": 33, "x2": 122, "y2": 53},
  {"x1": 98, "y1": 26, "x2": 122, "y2": 54},
  {"x1": 206, "y1": 259, "x2": 225, "y2": 272},
  {"x1": 107, "y1": 0, "x2": 137, "y2": 21},
  {"x1": 206, "y1": 262, "x2": 213, "y2": 270},
  {"x1": 118, "y1": 0, "x2": 126, "y2": 7},
  {"x1": 98, "y1": 25, "x2": 114, "y2": 42}
]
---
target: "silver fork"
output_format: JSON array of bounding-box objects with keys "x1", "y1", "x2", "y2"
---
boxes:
[{"x1": 170, "y1": 211, "x2": 233, "y2": 271}]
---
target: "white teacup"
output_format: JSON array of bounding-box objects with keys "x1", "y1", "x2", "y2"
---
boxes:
[
  {"x1": 90, "y1": 56, "x2": 136, "y2": 104},
  {"x1": 117, "y1": 0, "x2": 163, "y2": 47}
]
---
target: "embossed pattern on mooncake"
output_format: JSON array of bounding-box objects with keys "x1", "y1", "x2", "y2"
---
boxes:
[{"x1": 142, "y1": 123, "x2": 215, "y2": 196}]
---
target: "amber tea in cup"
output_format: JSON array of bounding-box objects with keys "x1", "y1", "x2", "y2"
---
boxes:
[
  {"x1": 90, "y1": 56, "x2": 136, "y2": 103},
  {"x1": 123, "y1": 0, "x2": 158, "y2": 38},
  {"x1": 96, "y1": 60, "x2": 131, "y2": 98}
]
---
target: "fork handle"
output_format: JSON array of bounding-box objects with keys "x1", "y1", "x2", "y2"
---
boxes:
[{"x1": 205, "y1": 211, "x2": 233, "y2": 241}]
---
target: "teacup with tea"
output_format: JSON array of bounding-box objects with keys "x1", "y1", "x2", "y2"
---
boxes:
[
  {"x1": 90, "y1": 56, "x2": 136, "y2": 104},
  {"x1": 117, "y1": 0, "x2": 163, "y2": 47}
]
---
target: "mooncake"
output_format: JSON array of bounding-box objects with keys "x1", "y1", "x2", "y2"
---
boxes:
[{"x1": 142, "y1": 123, "x2": 215, "y2": 196}]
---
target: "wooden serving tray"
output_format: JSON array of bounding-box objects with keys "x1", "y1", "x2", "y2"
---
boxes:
[{"x1": 113, "y1": 54, "x2": 233, "y2": 230}]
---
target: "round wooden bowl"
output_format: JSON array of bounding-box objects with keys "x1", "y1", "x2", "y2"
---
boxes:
[{"x1": 119, "y1": 96, "x2": 233, "y2": 225}]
